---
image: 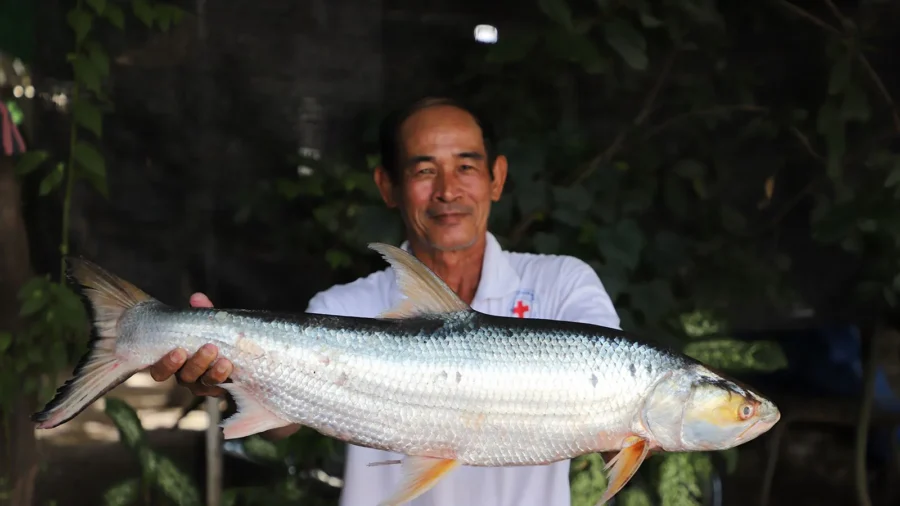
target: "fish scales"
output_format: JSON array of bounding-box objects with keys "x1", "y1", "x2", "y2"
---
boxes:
[
  {"x1": 34, "y1": 243, "x2": 779, "y2": 506},
  {"x1": 120, "y1": 302, "x2": 687, "y2": 466}
]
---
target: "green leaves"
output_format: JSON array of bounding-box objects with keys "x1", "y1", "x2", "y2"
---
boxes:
[
  {"x1": 73, "y1": 140, "x2": 109, "y2": 196},
  {"x1": 828, "y1": 55, "x2": 851, "y2": 95},
  {"x1": 603, "y1": 18, "x2": 648, "y2": 71},
  {"x1": 15, "y1": 150, "x2": 50, "y2": 176},
  {"x1": 39, "y1": 163, "x2": 65, "y2": 196},
  {"x1": 683, "y1": 338, "x2": 789, "y2": 372},
  {"x1": 87, "y1": 0, "x2": 107, "y2": 15},
  {"x1": 73, "y1": 100, "x2": 103, "y2": 137},
  {"x1": 73, "y1": 56, "x2": 103, "y2": 94},
  {"x1": 67, "y1": 8, "x2": 93, "y2": 46},
  {"x1": 104, "y1": 398, "x2": 202, "y2": 506},
  {"x1": 132, "y1": 0, "x2": 155, "y2": 28},
  {"x1": 538, "y1": 0, "x2": 574, "y2": 31},
  {"x1": 0, "y1": 332, "x2": 11, "y2": 353},
  {"x1": 596, "y1": 219, "x2": 646, "y2": 271}
]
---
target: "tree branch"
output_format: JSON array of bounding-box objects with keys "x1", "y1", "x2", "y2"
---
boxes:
[
  {"x1": 775, "y1": 0, "x2": 842, "y2": 36},
  {"x1": 780, "y1": 0, "x2": 900, "y2": 133},
  {"x1": 641, "y1": 105, "x2": 770, "y2": 142},
  {"x1": 507, "y1": 49, "x2": 679, "y2": 246}
]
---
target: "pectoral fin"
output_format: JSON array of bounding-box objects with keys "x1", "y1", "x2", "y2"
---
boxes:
[
  {"x1": 218, "y1": 383, "x2": 292, "y2": 439},
  {"x1": 377, "y1": 455, "x2": 459, "y2": 506},
  {"x1": 596, "y1": 436, "x2": 650, "y2": 505}
]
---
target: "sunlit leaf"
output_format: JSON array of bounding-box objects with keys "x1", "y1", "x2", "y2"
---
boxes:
[
  {"x1": 603, "y1": 18, "x2": 648, "y2": 70},
  {"x1": 568, "y1": 453, "x2": 607, "y2": 506},
  {"x1": 104, "y1": 397, "x2": 147, "y2": 450},
  {"x1": 15, "y1": 150, "x2": 50, "y2": 176},
  {"x1": 154, "y1": 455, "x2": 202, "y2": 506},
  {"x1": 72, "y1": 100, "x2": 103, "y2": 138},
  {"x1": 102, "y1": 478, "x2": 139, "y2": 506},
  {"x1": 683, "y1": 338, "x2": 788, "y2": 372}
]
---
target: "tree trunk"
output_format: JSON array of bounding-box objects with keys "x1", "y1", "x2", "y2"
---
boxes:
[{"x1": 0, "y1": 156, "x2": 38, "y2": 506}]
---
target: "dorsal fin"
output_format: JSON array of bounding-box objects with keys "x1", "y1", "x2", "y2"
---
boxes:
[{"x1": 368, "y1": 242, "x2": 471, "y2": 319}]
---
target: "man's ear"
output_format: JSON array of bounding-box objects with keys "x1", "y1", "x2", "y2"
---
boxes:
[
  {"x1": 374, "y1": 165, "x2": 398, "y2": 208},
  {"x1": 490, "y1": 155, "x2": 508, "y2": 201}
]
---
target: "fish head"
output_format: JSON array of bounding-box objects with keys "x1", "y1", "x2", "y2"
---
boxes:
[{"x1": 641, "y1": 365, "x2": 780, "y2": 452}]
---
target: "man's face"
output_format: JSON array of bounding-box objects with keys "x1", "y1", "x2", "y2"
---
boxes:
[{"x1": 375, "y1": 105, "x2": 508, "y2": 252}]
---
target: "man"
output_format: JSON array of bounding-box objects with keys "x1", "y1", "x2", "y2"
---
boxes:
[{"x1": 148, "y1": 97, "x2": 621, "y2": 505}]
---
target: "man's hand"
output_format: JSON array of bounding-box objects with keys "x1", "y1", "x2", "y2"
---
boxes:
[{"x1": 147, "y1": 292, "x2": 234, "y2": 397}]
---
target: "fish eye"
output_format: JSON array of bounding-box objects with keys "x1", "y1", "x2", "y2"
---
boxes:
[{"x1": 738, "y1": 402, "x2": 756, "y2": 420}]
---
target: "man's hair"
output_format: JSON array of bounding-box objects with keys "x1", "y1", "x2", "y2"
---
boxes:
[{"x1": 377, "y1": 96, "x2": 498, "y2": 183}]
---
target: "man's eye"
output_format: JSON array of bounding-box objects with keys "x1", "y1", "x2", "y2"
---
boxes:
[{"x1": 416, "y1": 167, "x2": 435, "y2": 175}]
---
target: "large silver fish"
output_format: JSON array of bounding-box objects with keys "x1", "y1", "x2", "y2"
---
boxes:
[{"x1": 33, "y1": 243, "x2": 780, "y2": 505}]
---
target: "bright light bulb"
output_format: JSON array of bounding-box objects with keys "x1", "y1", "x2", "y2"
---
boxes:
[
  {"x1": 13, "y1": 85, "x2": 23, "y2": 98},
  {"x1": 24, "y1": 86, "x2": 34, "y2": 99},
  {"x1": 474, "y1": 25, "x2": 498, "y2": 44}
]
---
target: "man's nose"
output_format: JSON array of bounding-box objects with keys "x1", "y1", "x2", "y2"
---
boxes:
[{"x1": 434, "y1": 170, "x2": 461, "y2": 201}]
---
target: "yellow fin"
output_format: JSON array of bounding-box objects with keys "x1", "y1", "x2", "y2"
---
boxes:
[
  {"x1": 596, "y1": 436, "x2": 650, "y2": 505},
  {"x1": 377, "y1": 455, "x2": 459, "y2": 506},
  {"x1": 368, "y1": 243, "x2": 470, "y2": 319}
]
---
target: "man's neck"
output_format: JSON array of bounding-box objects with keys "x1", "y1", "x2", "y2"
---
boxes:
[{"x1": 408, "y1": 235, "x2": 486, "y2": 305}]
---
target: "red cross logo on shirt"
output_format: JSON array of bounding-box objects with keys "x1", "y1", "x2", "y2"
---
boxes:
[{"x1": 512, "y1": 300, "x2": 530, "y2": 318}]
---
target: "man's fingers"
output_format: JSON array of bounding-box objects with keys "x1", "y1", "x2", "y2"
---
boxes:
[
  {"x1": 200, "y1": 358, "x2": 233, "y2": 386},
  {"x1": 178, "y1": 344, "x2": 218, "y2": 384},
  {"x1": 190, "y1": 292, "x2": 214, "y2": 308},
  {"x1": 149, "y1": 349, "x2": 187, "y2": 382}
]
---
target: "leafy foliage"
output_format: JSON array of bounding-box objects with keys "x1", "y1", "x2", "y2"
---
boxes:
[
  {"x1": 1, "y1": 0, "x2": 186, "y2": 496},
  {"x1": 102, "y1": 398, "x2": 202, "y2": 506}
]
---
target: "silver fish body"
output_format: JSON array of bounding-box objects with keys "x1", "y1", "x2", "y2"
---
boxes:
[
  {"x1": 34, "y1": 242, "x2": 779, "y2": 505},
  {"x1": 121, "y1": 301, "x2": 689, "y2": 466}
]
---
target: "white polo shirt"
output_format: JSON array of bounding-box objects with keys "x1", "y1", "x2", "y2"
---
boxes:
[{"x1": 305, "y1": 232, "x2": 621, "y2": 506}]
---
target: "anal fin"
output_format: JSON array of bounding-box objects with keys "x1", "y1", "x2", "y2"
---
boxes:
[
  {"x1": 377, "y1": 455, "x2": 459, "y2": 506},
  {"x1": 219, "y1": 383, "x2": 292, "y2": 439},
  {"x1": 596, "y1": 436, "x2": 650, "y2": 505}
]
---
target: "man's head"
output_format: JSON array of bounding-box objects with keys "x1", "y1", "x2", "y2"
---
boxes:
[{"x1": 374, "y1": 97, "x2": 508, "y2": 252}]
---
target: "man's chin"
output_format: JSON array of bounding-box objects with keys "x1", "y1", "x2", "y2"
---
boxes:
[{"x1": 426, "y1": 233, "x2": 479, "y2": 253}]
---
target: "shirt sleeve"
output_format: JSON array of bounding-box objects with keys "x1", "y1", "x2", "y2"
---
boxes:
[
  {"x1": 554, "y1": 257, "x2": 621, "y2": 330},
  {"x1": 306, "y1": 290, "x2": 348, "y2": 316}
]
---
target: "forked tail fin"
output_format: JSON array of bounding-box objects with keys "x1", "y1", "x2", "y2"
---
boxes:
[{"x1": 32, "y1": 258, "x2": 153, "y2": 429}]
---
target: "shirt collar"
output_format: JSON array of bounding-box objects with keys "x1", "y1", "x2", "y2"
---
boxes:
[{"x1": 397, "y1": 231, "x2": 520, "y2": 303}]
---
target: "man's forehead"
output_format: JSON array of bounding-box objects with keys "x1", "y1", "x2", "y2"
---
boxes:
[{"x1": 401, "y1": 106, "x2": 483, "y2": 141}]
